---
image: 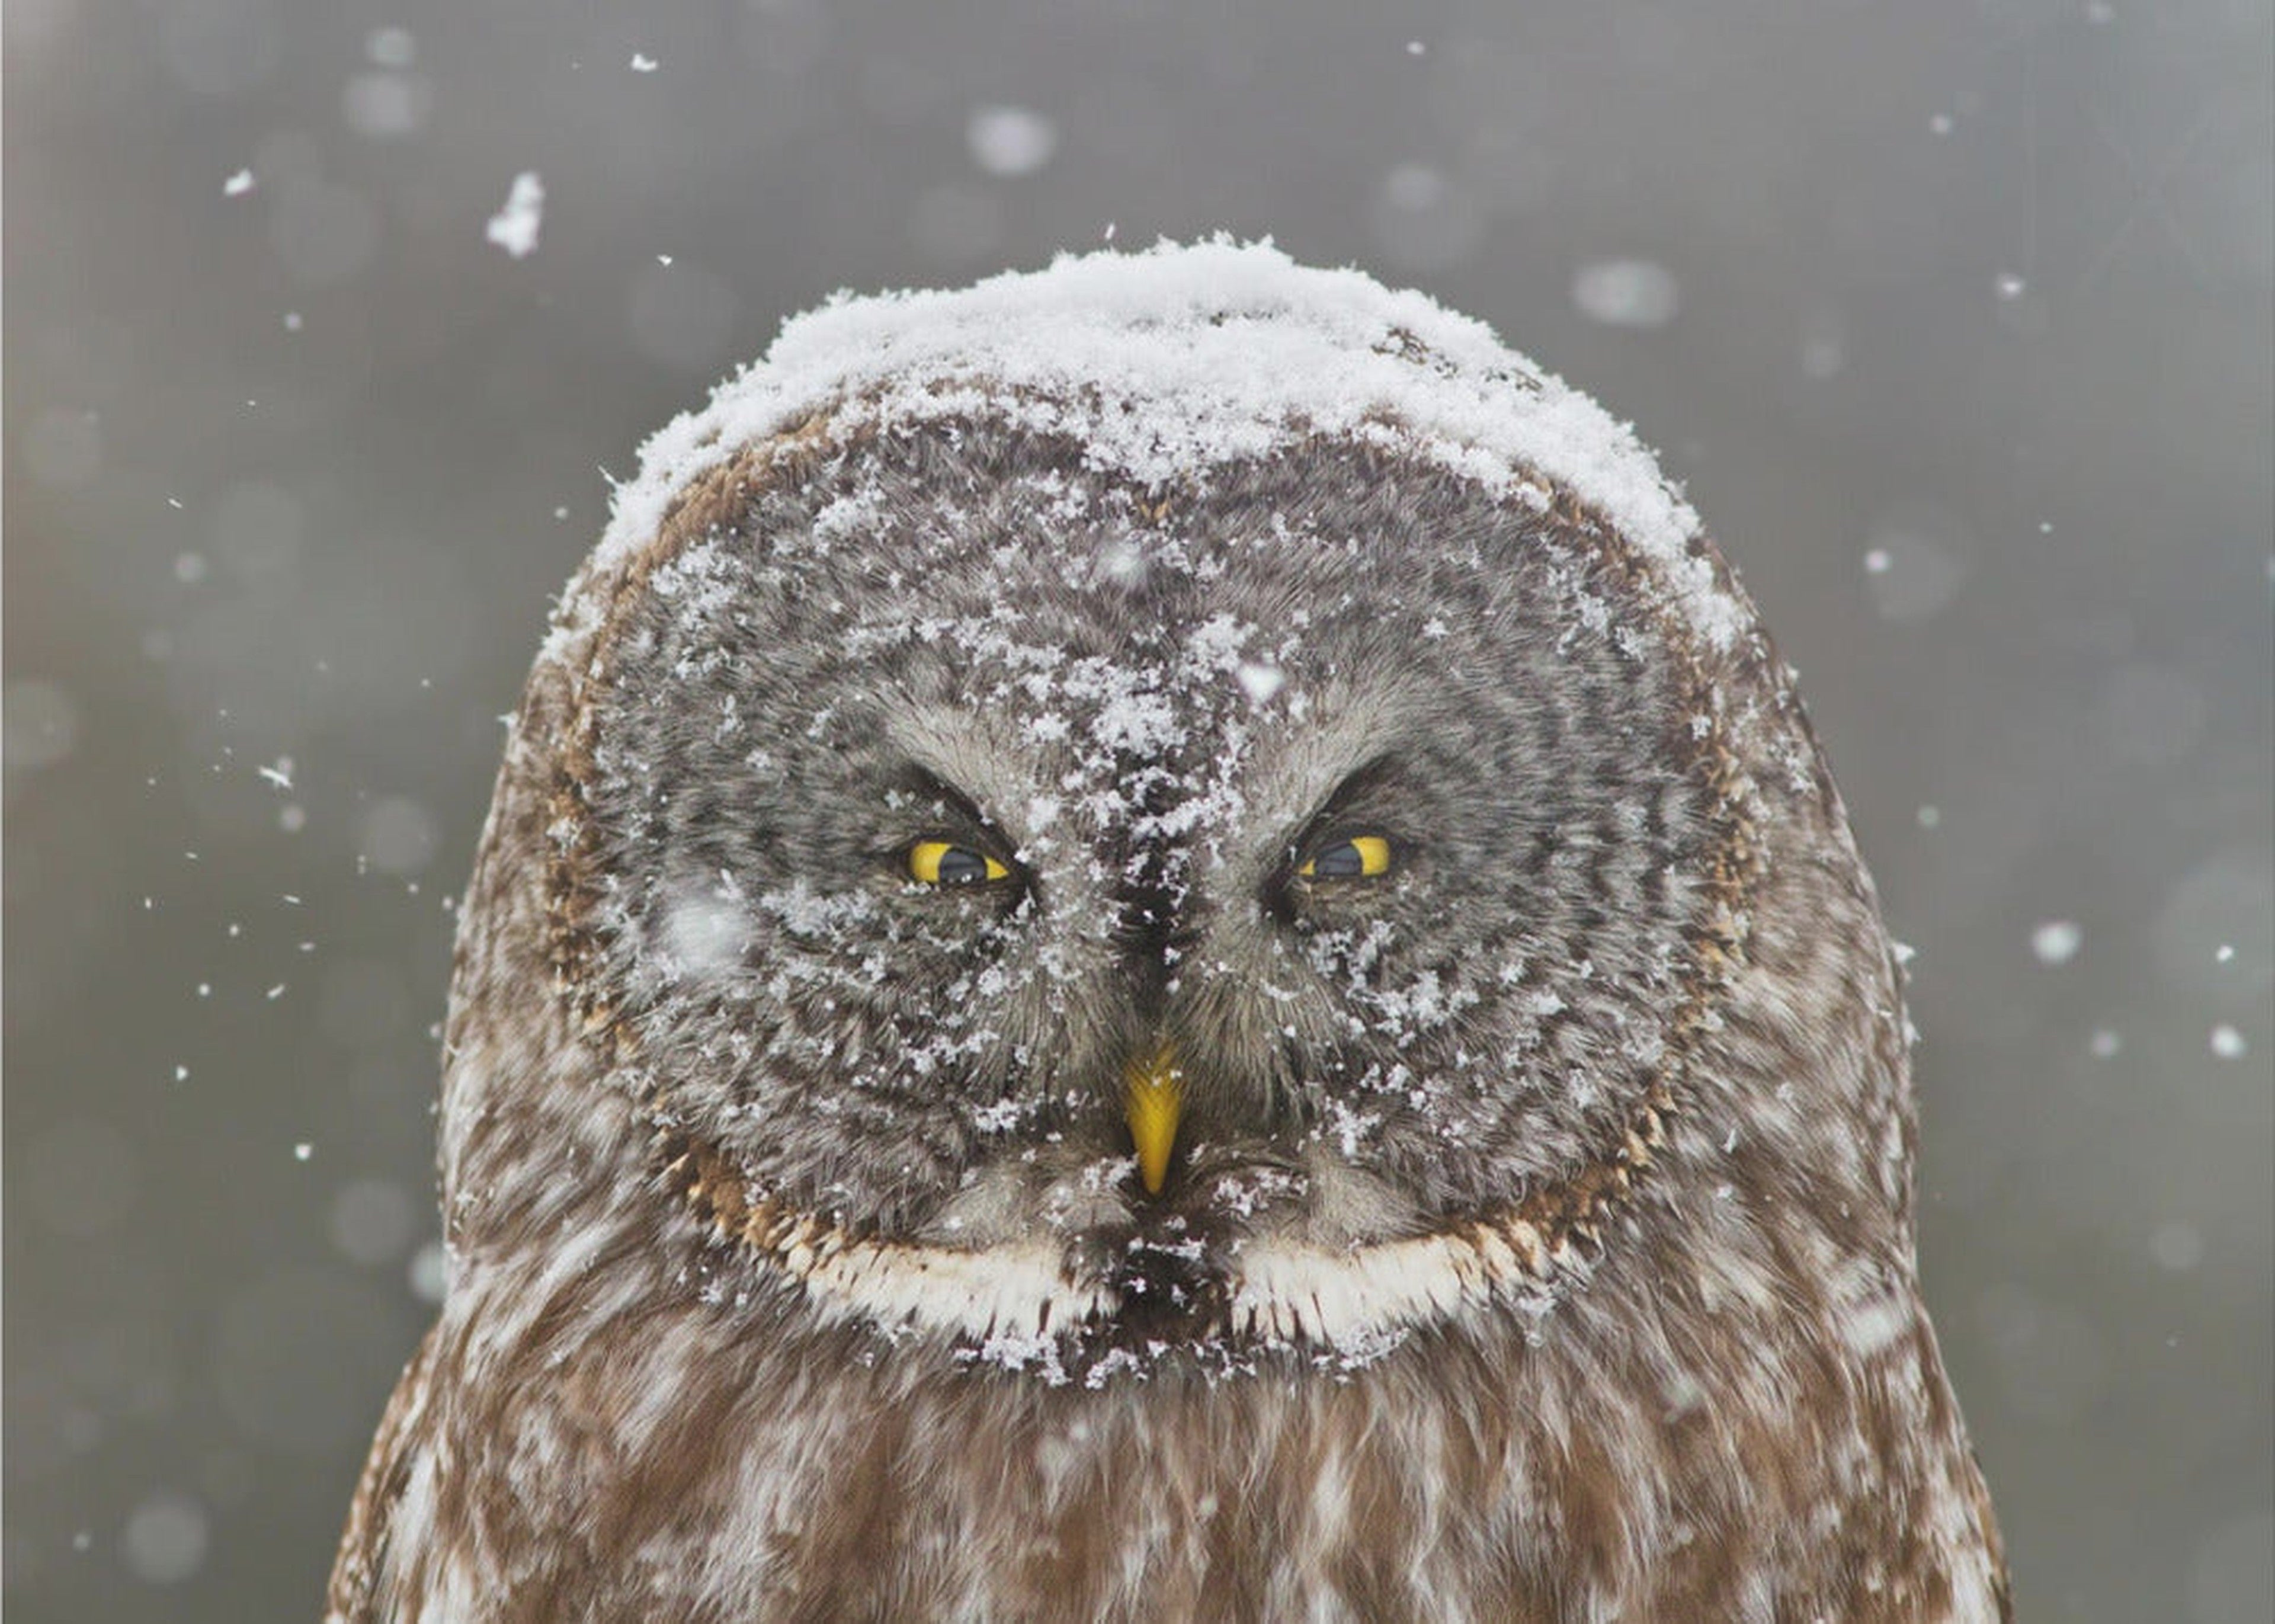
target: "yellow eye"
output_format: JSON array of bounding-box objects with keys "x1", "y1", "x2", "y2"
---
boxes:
[
  {"x1": 908, "y1": 840, "x2": 1010, "y2": 886},
  {"x1": 1298, "y1": 835, "x2": 1393, "y2": 880}
]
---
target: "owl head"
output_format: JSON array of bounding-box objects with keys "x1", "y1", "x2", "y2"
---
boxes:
[{"x1": 439, "y1": 241, "x2": 1909, "y2": 1378}]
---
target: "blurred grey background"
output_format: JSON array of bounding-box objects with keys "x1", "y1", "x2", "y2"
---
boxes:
[{"x1": 6, "y1": 1, "x2": 2270, "y2": 1618}]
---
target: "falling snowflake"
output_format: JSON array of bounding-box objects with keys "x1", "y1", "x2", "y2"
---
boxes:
[{"x1": 485, "y1": 172, "x2": 546, "y2": 259}]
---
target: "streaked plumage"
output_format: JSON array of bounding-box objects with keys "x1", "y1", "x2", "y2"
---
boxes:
[{"x1": 332, "y1": 242, "x2": 2007, "y2": 1622}]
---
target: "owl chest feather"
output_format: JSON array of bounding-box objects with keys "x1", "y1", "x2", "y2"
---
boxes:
[{"x1": 341, "y1": 1253, "x2": 2005, "y2": 1624}]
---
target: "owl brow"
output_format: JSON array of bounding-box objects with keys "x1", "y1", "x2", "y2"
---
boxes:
[
  {"x1": 886, "y1": 763, "x2": 1005, "y2": 843},
  {"x1": 1279, "y1": 753, "x2": 1408, "y2": 861}
]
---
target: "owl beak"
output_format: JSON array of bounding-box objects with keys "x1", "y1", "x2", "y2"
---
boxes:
[{"x1": 1124, "y1": 1043, "x2": 1184, "y2": 1196}]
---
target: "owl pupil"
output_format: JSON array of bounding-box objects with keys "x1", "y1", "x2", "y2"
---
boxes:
[
  {"x1": 1311, "y1": 841, "x2": 1366, "y2": 877},
  {"x1": 934, "y1": 847, "x2": 991, "y2": 885}
]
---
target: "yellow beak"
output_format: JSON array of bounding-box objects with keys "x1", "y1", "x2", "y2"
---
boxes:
[{"x1": 1124, "y1": 1043, "x2": 1184, "y2": 1196}]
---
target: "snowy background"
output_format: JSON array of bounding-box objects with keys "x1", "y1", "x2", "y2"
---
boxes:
[{"x1": 5, "y1": 1, "x2": 2269, "y2": 1617}]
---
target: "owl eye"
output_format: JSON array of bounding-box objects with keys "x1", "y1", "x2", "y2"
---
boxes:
[
  {"x1": 907, "y1": 840, "x2": 1011, "y2": 886},
  {"x1": 1298, "y1": 835, "x2": 1393, "y2": 880}
]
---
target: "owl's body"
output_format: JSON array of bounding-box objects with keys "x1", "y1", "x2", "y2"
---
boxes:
[{"x1": 332, "y1": 244, "x2": 2005, "y2": 1622}]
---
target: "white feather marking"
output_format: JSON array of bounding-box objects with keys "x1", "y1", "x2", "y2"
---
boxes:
[
  {"x1": 1227, "y1": 1223, "x2": 1553, "y2": 1347},
  {"x1": 723, "y1": 1171, "x2": 1571, "y2": 1352},
  {"x1": 792, "y1": 1238, "x2": 1092, "y2": 1338}
]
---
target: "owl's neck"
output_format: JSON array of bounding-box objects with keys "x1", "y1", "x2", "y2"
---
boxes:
[{"x1": 399, "y1": 1183, "x2": 1998, "y2": 1623}]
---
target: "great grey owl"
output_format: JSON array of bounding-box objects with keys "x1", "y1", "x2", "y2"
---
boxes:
[{"x1": 330, "y1": 241, "x2": 2008, "y2": 1621}]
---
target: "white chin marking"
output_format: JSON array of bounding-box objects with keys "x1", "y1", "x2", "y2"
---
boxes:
[
  {"x1": 789, "y1": 1237, "x2": 1103, "y2": 1342},
  {"x1": 762, "y1": 1221, "x2": 1567, "y2": 1356},
  {"x1": 1226, "y1": 1223, "x2": 1564, "y2": 1346}
]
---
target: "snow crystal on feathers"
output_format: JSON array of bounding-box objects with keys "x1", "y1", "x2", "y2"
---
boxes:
[{"x1": 574, "y1": 238, "x2": 1744, "y2": 659}]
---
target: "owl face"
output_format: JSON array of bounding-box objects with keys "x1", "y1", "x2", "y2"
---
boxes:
[{"x1": 571, "y1": 424, "x2": 1733, "y2": 1362}]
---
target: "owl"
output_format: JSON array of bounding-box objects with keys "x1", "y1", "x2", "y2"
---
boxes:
[{"x1": 330, "y1": 241, "x2": 2008, "y2": 1621}]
